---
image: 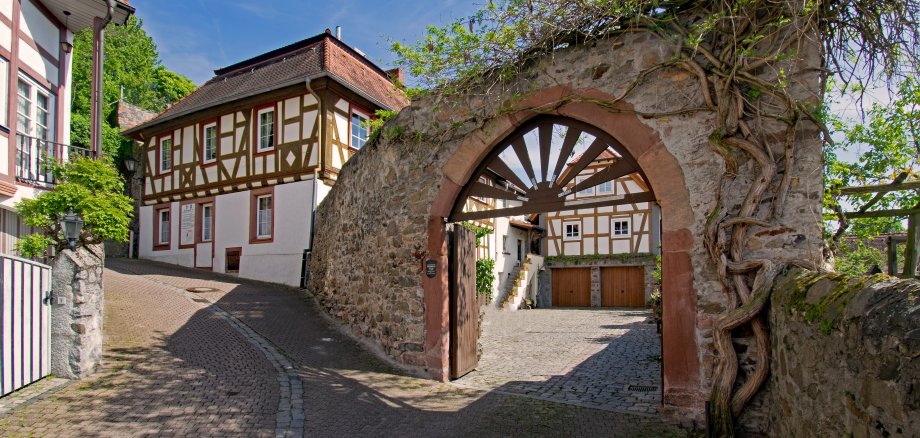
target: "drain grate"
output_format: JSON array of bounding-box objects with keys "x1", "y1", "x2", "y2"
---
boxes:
[
  {"x1": 627, "y1": 385, "x2": 659, "y2": 392},
  {"x1": 186, "y1": 287, "x2": 219, "y2": 293}
]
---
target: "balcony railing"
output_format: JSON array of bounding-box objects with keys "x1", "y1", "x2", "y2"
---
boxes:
[{"x1": 16, "y1": 134, "x2": 95, "y2": 187}]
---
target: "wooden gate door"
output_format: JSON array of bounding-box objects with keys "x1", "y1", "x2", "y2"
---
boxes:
[
  {"x1": 601, "y1": 266, "x2": 645, "y2": 307},
  {"x1": 551, "y1": 268, "x2": 591, "y2": 307},
  {"x1": 449, "y1": 223, "x2": 479, "y2": 379}
]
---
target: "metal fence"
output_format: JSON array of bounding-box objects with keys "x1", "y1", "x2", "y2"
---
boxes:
[
  {"x1": 16, "y1": 134, "x2": 94, "y2": 187},
  {"x1": 0, "y1": 254, "x2": 51, "y2": 397}
]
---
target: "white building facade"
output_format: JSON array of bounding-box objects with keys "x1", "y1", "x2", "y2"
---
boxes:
[{"x1": 125, "y1": 31, "x2": 407, "y2": 287}]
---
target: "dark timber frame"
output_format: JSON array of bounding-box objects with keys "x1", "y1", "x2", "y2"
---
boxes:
[{"x1": 449, "y1": 116, "x2": 655, "y2": 222}]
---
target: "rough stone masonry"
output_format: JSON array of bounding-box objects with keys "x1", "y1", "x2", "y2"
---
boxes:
[
  {"x1": 51, "y1": 245, "x2": 105, "y2": 379},
  {"x1": 309, "y1": 26, "x2": 824, "y2": 421}
]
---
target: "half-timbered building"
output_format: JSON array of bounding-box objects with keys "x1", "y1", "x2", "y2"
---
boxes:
[
  {"x1": 0, "y1": 0, "x2": 134, "y2": 256},
  {"x1": 122, "y1": 30, "x2": 408, "y2": 286}
]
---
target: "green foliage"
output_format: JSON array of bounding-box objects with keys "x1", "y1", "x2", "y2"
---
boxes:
[
  {"x1": 70, "y1": 16, "x2": 195, "y2": 160},
  {"x1": 476, "y1": 258, "x2": 496, "y2": 300},
  {"x1": 834, "y1": 240, "x2": 885, "y2": 276},
  {"x1": 651, "y1": 254, "x2": 662, "y2": 284},
  {"x1": 648, "y1": 289, "x2": 662, "y2": 318},
  {"x1": 461, "y1": 221, "x2": 494, "y2": 247},
  {"x1": 824, "y1": 76, "x2": 920, "y2": 244},
  {"x1": 15, "y1": 158, "x2": 134, "y2": 258}
]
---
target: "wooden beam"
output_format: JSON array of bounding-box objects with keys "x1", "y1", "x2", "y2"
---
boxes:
[
  {"x1": 839, "y1": 180, "x2": 920, "y2": 195},
  {"x1": 839, "y1": 207, "x2": 920, "y2": 219},
  {"x1": 451, "y1": 191, "x2": 655, "y2": 222}
]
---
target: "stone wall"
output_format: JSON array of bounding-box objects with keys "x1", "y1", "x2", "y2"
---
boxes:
[
  {"x1": 51, "y1": 245, "x2": 105, "y2": 379},
  {"x1": 310, "y1": 25, "x2": 824, "y2": 415},
  {"x1": 752, "y1": 269, "x2": 920, "y2": 437}
]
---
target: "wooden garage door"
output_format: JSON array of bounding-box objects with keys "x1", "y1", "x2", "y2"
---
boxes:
[
  {"x1": 601, "y1": 266, "x2": 645, "y2": 307},
  {"x1": 552, "y1": 268, "x2": 591, "y2": 307}
]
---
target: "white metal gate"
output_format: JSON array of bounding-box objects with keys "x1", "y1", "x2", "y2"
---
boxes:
[{"x1": 1, "y1": 254, "x2": 51, "y2": 397}]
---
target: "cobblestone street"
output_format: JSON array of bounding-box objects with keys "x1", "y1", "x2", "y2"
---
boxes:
[
  {"x1": 455, "y1": 308, "x2": 663, "y2": 414},
  {"x1": 0, "y1": 259, "x2": 686, "y2": 437}
]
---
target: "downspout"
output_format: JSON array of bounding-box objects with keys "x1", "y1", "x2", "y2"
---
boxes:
[
  {"x1": 90, "y1": 0, "x2": 115, "y2": 156},
  {"x1": 302, "y1": 75, "x2": 322, "y2": 287}
]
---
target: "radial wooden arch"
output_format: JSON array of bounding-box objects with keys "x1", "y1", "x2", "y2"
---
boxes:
[{"x1": 450, "y1": 116, "x2": 655, "y2": 222}]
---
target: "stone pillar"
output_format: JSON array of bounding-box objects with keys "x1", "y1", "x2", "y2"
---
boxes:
[
  {"x1": 590, "y1": 266, "x2": 601, "y2": 307},
  {"x1": 51, "y1": 245, "x2": 105, "y2": 379}
]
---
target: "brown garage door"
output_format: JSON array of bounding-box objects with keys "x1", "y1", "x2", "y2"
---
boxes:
[
  {"x1": 601, "y1": 266, "x2": 645, "y2": 307},
  {"x1": 552, "y1": 268, "x2": 591, "y2": 307}
]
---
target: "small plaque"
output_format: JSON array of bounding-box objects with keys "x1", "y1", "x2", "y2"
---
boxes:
[{"x1": 425, "y1": 259, "x2": 437, "y2": 278}]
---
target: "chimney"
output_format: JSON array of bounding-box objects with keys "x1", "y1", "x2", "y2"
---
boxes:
[
  {"x1": 335, "y1": 26, "x2": 341, "y2": 40},
  {"x1": 386, "y1": 68, "x2": 404, "y2": 85}
]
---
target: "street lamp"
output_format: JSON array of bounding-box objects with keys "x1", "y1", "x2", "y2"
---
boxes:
[
  {"x1": 61, "y1": 208, "x2": 83, "y2": 251},
  {"x1": 124, "y1": 156, "x2": 137, "y2": 173}
]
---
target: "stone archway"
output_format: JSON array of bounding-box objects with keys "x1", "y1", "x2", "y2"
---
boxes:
[
  {"x1": 308, "y1": 30, "x2": 822, "y2": 423},
  {"x1": 426, "y1": 102, "x2": 700, "y2": 412}
]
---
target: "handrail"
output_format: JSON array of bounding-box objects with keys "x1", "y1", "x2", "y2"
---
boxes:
[{"x1": 15, "y1": 133, "x2": 95, "y2": 187}]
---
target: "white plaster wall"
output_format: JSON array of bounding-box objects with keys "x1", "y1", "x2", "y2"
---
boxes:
[
  {"x1": 0, "y1": 20, "x2": 11, "y2": 53},
  {"x1": 137, "y1": 201, "x2": 194, "y2": 266},
  {"x1": 0, "y1": 184, "x2": 36, "y2": 210},
  {"x1": 17, "y1": 40, "x2": 56, "y2": 86},
  {"x1": 0, "y1": 134, "x2": 7, "y2": 176},
  {"x1": 19, "y1": 0, "x2": 56, "y2": 56},
  {"x1": 0, "y1": 0, "x2": 12, "y2": 21}
]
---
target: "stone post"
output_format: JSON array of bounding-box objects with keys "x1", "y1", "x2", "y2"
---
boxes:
[{"x1": 51, "y1": 244, "x2": 105, "y2": 379}]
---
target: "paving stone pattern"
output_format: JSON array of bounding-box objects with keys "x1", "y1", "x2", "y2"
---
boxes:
[
  {"x1": 0, "y1": 259, "x2": 686, "y2": 437},
  {"x1": 456, "y1": 308, "x2": 663, "y2": 414}
]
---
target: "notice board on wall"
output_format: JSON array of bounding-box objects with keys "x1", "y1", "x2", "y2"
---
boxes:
[{"x1": 180, "y1": 203, "x2": 195, "y2": 246}]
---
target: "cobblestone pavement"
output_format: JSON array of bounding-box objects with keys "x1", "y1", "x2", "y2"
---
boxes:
[
  {"x1": 455, "y1": 308, "x2": 663, "y2": 414},
  {"x1": 0, "y1": 259, "x2": 687, "y2": 437}
]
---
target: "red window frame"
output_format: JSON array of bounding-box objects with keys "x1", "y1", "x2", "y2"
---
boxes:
[
  {"x1": 200, "y1": 118, "x2": 219, "y2": 167},
  {"x1": 157, "y1": 132, "x2": 173, "y2": 175},
  {"x1": 249, "y1": 186, "x2": 274, "y2": 244},
  {"x1": 152, "y1": 203, "x2": 171, "y2": 251},
  {"x1": 252, "y1": 102, "x2": 277, "y2": 156}
]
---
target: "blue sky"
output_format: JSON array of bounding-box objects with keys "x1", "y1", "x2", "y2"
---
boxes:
[{"x1": 131, "y1": 0, "x2": 481, "y2": 85}]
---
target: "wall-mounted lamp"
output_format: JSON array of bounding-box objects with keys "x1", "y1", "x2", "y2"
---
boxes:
[
  {"x1": 60, "y1": 11, "x2": 72, "y2": 54},
  {"x1": 61, "y1": 207, "x2": 84, "y2": 251},
  {"x1": 124, "y1": 156, "x2": 137, "y2": 173}
]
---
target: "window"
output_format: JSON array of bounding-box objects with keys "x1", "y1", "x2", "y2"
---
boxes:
[
  {"x1": 16, "y1": 76, "x2": 53, "y2": 140},
  {"x1": 155, "y1": 208, "x2": 171, "y2": 246},
  {"x1": 159, "y1": 136, "x2": 172, "y2": 173},
  {"x1": 0, "y1": 57, "x2": 8, "y2": 127},
  {"x1": 502, "y1": 236, "x2": 508, "y2": 252},
  {"x1": 202, "y1": 122, "x2": 218, "y2": 163},
  {"x1": 201, "y1": 204, "x2": 213, "y2": 242},
  {"x1": 597, "y1": 180, "x2": 614, "y2": 195},
  {"x1": 256, "y1": 195, "x2": 272, "y2": 238},
  {"x1": 257, "y1": 106, "x2": 275, "y2": 152},
  {"x1": 575, "y1": 176, "x2": 594, "y2": 196},
  {"x1": 351, "y1": 112, "x2": 368, "y2": 149},
  {"x1": 564, "y1": 222, "x2": 580, "y2": 240},
  {"x1": 612, "y1": 219, "x2": 630, "y2": 236}
]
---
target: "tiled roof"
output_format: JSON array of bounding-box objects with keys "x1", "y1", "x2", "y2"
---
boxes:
[
  {"x1": 116, "y1": 100, "x2": 157, "y2": 129},
  {"x1": 123, "y1": 32, "x2": 408, "y2": 135}
]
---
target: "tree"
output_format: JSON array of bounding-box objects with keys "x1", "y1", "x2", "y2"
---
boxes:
[
  {"x1": 15, "y1": 158, "x2": 134, "y2": 258},
  {"x1": 388, "y1": 1, "x2": 920, "y2": 435},
  {"x1": 825, "y1": 77, "x2": 920, "y2": 246},
  {"x1": 70, "y1": 16, "x2": 195, "y2": 160}
]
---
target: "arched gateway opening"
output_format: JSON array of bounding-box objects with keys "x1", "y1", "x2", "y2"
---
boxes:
[
  {"x1": 422, "y1": 102, "x2": 700, "y2": 414},
  {"x1": 444, "y1": 115, "x2": 666, "y2": 411}
]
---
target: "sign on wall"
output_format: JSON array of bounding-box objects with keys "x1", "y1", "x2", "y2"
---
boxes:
[{"x1": 180, "y1": 204, "x2": 195, "y2": 246}]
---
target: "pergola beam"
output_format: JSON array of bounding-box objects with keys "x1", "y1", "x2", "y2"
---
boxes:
[{"x1": 838, "y1": 180, "x2": 920, "y2": 195}]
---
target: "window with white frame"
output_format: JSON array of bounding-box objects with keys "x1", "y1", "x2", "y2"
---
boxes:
[
  {"x1": 201, "y1": 204, "x2": 213, "y2": 242},
  {"x1": 202, "y1": 122, "x2": 217, "y2": 163},
  {"x1": 158, "y1": 209, "x2": 170, "y2": 244},
  {"x1": 16, "y1": 75, "x2": 53, "y2": 141},
  {"x1": 575, "y1": 176, "x2": 594, "y2": 196},
  {"x1": 0, "y1": 58, "x2": 9, "y2": 128},
  {"x1": 257, "y1": 107, "x2": 275, "y2": 151},
  {"x1": 160, "y1": 136, "x2": 172, "y2": 173},
  {"x1": 564, "y1": 222, "x2": 580, "y2": 240},
  {"x1": 351, "y1": 112, "x2": 368, "y2": 148},
  {"x1": 597, "y1": 180, "x2": 614, "y2": 195},
  {"x1": 612, "y1": 219, "x2": 630, "y2": 236},
  {"x1": 256, "y1": 195, "x2": 272, "y2": 238}
]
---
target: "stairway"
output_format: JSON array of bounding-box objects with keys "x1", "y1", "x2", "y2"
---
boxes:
[{"x1": 500, "y1": 256, "x2": 531, "y2": 311}]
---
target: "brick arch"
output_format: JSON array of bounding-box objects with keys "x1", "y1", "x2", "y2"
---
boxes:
[{"x1": 422, "y1": 87, "x2": 702, "y2": 410}]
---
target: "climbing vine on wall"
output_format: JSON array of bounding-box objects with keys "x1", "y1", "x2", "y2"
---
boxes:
[{"x1": 390, "y1": 1, "x2": 920, "y2": 435}]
